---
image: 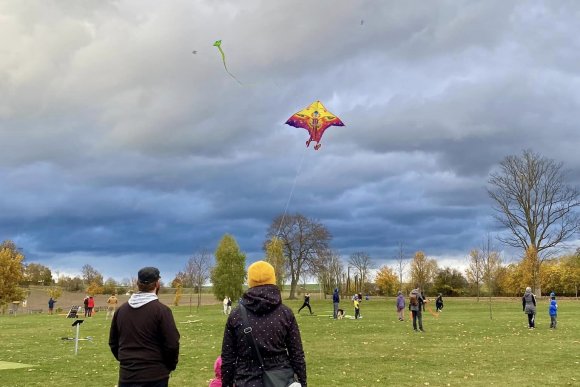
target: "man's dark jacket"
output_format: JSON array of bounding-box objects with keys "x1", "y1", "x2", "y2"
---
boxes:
[
  {"x1": 109, "y1": 296, "x2": 180, "y2": 383},
  {"x1": 221, "y1": 284, "x2": 307, "y2": 387}
]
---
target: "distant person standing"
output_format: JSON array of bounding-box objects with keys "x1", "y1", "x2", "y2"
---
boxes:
[
  {"x1": 354, "y1": 296, "x2": 360, "y2": 319},
  {"x1": 435, "y1": 293, "x2": 444, "y2": 312},
  {"x1": 409, "y1": 286, "x2": 425, "y2": 332},
  {"x1": 549, "y1": 292, "x2": 558, "y2": 329},
  {"x1": 48, "y1": 297, "x2": 56, "y2": 315},
  {"x1": 298, "y1": 292, "x2": 313, "y2": 315},
  {"x1": 333, "y1": 288, "x2": 340, "y2": 319},
  {"x1": 226, "y1": 297, "x2": 232, "y2": 315},
  {"x1": 109, "y1": 266, "x2": 180, "y2": 387},
  {"x1": 522, "y1": 286, "x2": 537, "y2": 329},
  {"x1": 223, "y1": 296, "x2": 229, "y2": 315},
  {"x1": 83, "y1": 296, "x2": 90, "y2": 317},
  {"x1": 396, "y1": 291, "x2": 405, "y2": 321},
  {"x1": 87, "y1": 296, "x2": 95, "y2": 317},
  {"x1": 106, "y1": 294, "x2": 118, "y2": 320}
]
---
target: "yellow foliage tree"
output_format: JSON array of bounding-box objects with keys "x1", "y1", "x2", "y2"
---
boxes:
[
  {"x1": 173, "y1": 283, "x2": 183, "y2": 306},
  {"x1": 375, "y1": 265, "x2": 398, "y2": 296},
  {"x1": 46, "y1": 287, "x2": 63, "y2": 300},
  {"x1": 265, "y1": 237, "x2": 286, "y2": 290},
  {"x1": 520, "y1": 245, "x2": 541, "y2": 294},
  {"x1": 410, "y1": 251, "x2": 438, "y2": 290},
  {"x1": 0, "y1": 241, "x2": 25, "y2": 310},
  {"x1": 86, "y1": 281, "x2": 104, "y2": 296}
]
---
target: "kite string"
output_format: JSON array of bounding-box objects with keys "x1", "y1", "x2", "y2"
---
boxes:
[{"x1": 276, "y1": 147, "x2": 308, "y2": 237}]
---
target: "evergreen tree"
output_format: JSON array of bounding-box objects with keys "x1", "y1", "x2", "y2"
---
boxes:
[{"x1": 211, "y1": 234, "x2": 246, "y2": 301}]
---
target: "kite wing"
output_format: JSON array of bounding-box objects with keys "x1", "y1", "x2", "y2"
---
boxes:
[{"x1": 285, "y1": 100, "x2": 344, "y2": 150}]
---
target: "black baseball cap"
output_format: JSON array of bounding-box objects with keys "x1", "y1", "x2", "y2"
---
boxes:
[{"x1": 138, "y1": 267, "x2": 160, "y2": 284}]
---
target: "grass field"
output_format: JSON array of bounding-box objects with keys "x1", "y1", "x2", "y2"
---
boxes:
[{"x1": 1, "y1": 297, "x2": 578, "y2": 386}]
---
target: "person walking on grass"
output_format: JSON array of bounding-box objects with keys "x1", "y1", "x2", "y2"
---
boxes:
[
  {"x1": 522, "y1": 286, "x2": 537, "y2": 329},
  {"x1": 333, "y1": 288, "x2": 340, "y2": 319},
  {"x1": 396, "y1": 291, "x2": 405, "y2": 321},
  {"x1": 298, "y1": 292, "x2": 313, "y2": 315},
  {"x1": 106, "y1": 293, "x2": 118, "y2": 320},
  {"x1": 409, "y1": 286, "x2": 425, "y2": 332},
  {"x1": 549, "y1": 292, "x2": 558, "y2": 329},
  {"x1": 109, "y1": 267, "x2": 180, "y2": 387},
  {"x1": 435, "y1": 293, "x2": 444, "y2": 312}
]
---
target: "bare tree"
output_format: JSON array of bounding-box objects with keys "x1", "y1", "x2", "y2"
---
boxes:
[
  {"x1": 488, "y1": 149, "x2": 580, "y2": 294},
  {"x1": 466, "y1": 249, "x2": 484, "y2": 301},
  {"x1": 394, "y1": 242, "x2": 408, "y2": 289},
  {"x1": 266, "y1": 213, "x2": 331, "y2": 299},
  {"x1": 184, "y1": 249, "x2": 213, "y2": 311},
  {"x1": 311, "y1": 250, "x2": 344, "y2": 297},
  {"x1": 348, "y1": 252, "x2": 373, "y2": 293},
  {"x1": 481, "y1": 235, "x2": 502, "y2": 320}
]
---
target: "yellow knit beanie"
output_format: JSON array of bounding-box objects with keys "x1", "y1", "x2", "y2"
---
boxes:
[{"x1": 248, "y1": 261, "x2": 276, "y2": 288}]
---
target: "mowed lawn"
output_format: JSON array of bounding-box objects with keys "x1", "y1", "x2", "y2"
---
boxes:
[{"x1": 1, "y1": 297, "x2": 578, "y2": 386}]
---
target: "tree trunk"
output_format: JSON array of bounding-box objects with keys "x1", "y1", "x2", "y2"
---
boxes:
[{"x1": 289, "y1": 277, "x2": 298, "y2": 299}]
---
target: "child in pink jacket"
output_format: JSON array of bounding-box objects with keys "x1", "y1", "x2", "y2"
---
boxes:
[{"x1": 209, "y1": 356, "x2": 222, "y2": 387}]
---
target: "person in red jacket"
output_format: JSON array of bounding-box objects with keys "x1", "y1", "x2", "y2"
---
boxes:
[
  {"x1": 109, "y1": 267, "x2": 180, "y2": 387},
  {"x1": 87, "y1": 296, "x2": 95, "y2": 317}
]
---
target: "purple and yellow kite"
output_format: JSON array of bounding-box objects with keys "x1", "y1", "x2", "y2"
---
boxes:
[{"x1": 285, "y1": 100, "x2": 344, "y2": 150}]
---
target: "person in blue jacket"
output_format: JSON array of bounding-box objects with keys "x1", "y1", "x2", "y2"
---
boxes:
[
  {"x1": 332, "y1": 288, "x2": 340, "y2": 319},
  {"x1": 549, "y1": 292, "x2": 558, "y2": 329}
]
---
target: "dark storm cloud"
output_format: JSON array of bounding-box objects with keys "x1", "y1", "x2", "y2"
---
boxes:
[{"x1": 1, "y1": 1, "x2": 579, "y2": 280}]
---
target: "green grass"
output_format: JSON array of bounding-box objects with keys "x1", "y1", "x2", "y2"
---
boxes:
[{"x1": 1, "y1": 298, "x2": 578, "y2": 386}]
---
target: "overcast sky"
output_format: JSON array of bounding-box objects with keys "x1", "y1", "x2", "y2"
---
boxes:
[{"x1": 1, "y1": 0, "x2": 579, "y2": 282}]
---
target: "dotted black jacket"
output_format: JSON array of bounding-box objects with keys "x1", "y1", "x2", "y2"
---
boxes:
[{"x1": 221, "y1": 284, "x2": 307, "y2": 386}]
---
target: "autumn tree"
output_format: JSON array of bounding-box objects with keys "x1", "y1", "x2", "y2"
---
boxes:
[
  {"x1": 0, "y1": 241, "x2": 25, "y2": 310},
  {"x1": 264, "y1": 238, "x2": 287, "y2": 290},
  {"x1": 22, "y1": 263, "x2": 53, "y2": 286},
  {"x1": 520, "y1": 245, "x2": 540, "y2": 293},
  {"x1": 409, "y1": 251, "x2": 438, "y2": 291},
  {"x1": 433, "y1": 267, "x2": 468, "y2": 296},
  {"x1": 103, "y1": 278, "x2": 119, "y2": 294},
  {"x1": 265, "y1": 213, "x2": 331, "y2": 299},
  {"x1": 86, "y1": 281, "x2": 104, "y2": 296},
  {"x1": 211, "y1": 234, "x2": 246, "y2": 302},
  {"x1": 46, "y1": 286, "x2": 63, "y2": 300},
  {"x1": 488, "y1": 149, "x2": 580, "y2": 295},
  {"x1": 375, "y1": 265, "x2": 398, "y2": 296},
  {"x1": 348, "y1": 252, "x2": 373, "y2": 293},
  {"x1": 466, "y1": 249, "x2": 484, "y2": 300},
  {"x1": 81, "y1": 264, "x2": 104, "y2": 286}
]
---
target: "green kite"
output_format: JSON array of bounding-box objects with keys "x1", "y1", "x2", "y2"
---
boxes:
[{"x1": 213, "y1": 40, "x2": 242, "y2": 85}]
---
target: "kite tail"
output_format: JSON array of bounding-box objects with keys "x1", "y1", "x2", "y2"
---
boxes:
[
  {"x1": 426, "y1": 305, "x2": 438, "y2": 318},
  {"x1": 276, "y1": 147, "x2": 308, "y2": 237},
  {"x1": 219, "y1": 47, "x2": 243, "y2": 85}
]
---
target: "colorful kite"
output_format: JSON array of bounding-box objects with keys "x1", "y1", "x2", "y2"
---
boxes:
[
  {"x1": 213, "y1": 40, "x2": 242, "y2": 85},
  {"x1": 285, "y1": 100, "x2": 344, "y2": 150}
]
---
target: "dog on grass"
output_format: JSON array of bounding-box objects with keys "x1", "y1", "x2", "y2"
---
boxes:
[{"x1": 337, "y1": 309, "x2": 345, "y2": 319}]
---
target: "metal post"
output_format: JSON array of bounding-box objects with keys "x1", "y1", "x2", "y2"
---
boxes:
[{"x1": 74, "y1": 323, "x2": 80, "y2": 355}]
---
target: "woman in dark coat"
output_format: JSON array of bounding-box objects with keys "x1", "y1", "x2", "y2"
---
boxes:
[{"x1": 221, "y1": 261, "x2": 307, "y2": 387}]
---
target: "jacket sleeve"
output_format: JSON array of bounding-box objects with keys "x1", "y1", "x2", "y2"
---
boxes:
[
  {"x1": 522, "y1": 296, "x2": 525, "y2": 311},
  {"x1": 160, "y1": 307, "x2": 180, "y2": 371},
  {"x1": 108, "y1": 312, "x2": 119, "y2": 360},
  {"x1": 221, "y1": 315, "x2": 238, "y2": 387},
  {"x1": 285, "y1": 311, "x2": 307, "y2": 386}
]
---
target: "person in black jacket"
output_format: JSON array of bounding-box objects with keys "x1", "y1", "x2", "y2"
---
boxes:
[
  {"x1": 298, "y1": 292, "x2": 312, "y2": 315},
  {"x1": 109, "y1": 267, "x2": 180, "y2": 387},
  {"x1": 221, "y1": 261, "x2": 307, "y2": 387}
]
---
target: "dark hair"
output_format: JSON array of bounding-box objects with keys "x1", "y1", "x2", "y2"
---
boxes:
[{"x1": 137, "y1": 281, "x2": 157, "y2": 292}]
